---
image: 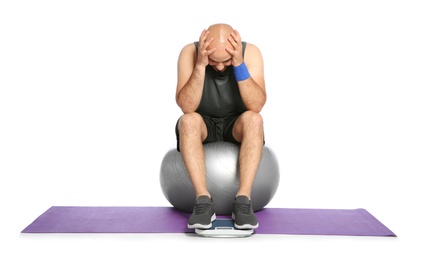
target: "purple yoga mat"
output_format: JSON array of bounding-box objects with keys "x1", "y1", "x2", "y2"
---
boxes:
[{"x1": 21, "y1": 206, "x2": 396, "y2": 236}]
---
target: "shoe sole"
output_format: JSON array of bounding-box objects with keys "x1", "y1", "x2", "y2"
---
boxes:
[
  {"x1": 234, "y1": 222, "x2": 259, "y2": 230},
  {"x1": 232, "y1": 213, "x2": 259, "y2": 229},
  {"x1": 187, "y1": 213, "x2": 216, "y2": 229}
]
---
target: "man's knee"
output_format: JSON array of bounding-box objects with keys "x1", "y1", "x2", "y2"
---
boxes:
[
  {"x1": 240, "y1": 111, "x2": 264, "y2": 129},
  {"x1": 178, "y1": 112, "x2": 203, "y2": 132}
]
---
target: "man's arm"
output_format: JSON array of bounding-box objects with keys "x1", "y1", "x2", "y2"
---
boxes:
[
  {"x1": 227, "y1": 30, "x2": 266, "y2": 113},
  {"x1": 237, "y1": 43, "x2": 266, "y2": 112},
  {"x1": 175, "y1": 44, "x2": 206, "y2": 113},
  {"x1": 176, "y1": 30, "x2": 215, "y2": 114}
]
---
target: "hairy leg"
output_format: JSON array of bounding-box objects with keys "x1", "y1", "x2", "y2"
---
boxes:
[
  {"x1": 178, "y1": 112, "x2": 210, "y2": 199},
  {"x1": 232, "y1": 111, "x2": 264, "y2": 199}
]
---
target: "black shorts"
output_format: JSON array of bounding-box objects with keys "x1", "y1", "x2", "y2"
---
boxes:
[{"x1": 175, "y1": 114, "x2": 241, "y2": 152}]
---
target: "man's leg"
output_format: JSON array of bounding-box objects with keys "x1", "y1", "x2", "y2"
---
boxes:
[
  {"x1": 177, "y1": 112, "x2": 210, "y2": 199},
  {"x1": 231, "y1": 111, "x2": 264, "y2": 229},
  {"x1": 178, "y1": 112, "x2": 215, "y2": 229},
  {"x1": 232, "y1": 111, "x2": 264, "y2": 198}
]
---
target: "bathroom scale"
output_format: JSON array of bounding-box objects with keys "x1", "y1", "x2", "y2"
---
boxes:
[{"x1": 195, "y1": 219, "x2": 254, "y2": 238}]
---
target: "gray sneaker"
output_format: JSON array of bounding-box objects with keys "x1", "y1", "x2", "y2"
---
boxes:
[
  {"x1": 187, "y1": 195, "x2": 216, "y2": 229},
  {"x1": 232, "y1": 195, "x2": 259, "y2": 229}
]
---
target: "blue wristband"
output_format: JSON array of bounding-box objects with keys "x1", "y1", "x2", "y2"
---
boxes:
[{"x1": 233, "y1": 62, "x2": 250, "y2": 81}]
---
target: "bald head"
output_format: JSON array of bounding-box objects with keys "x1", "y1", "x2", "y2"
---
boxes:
[
  {"x1": 207, "y1": 23, "x2": 234, "y2": 62},
  {"x1": 207, "y1": 24, "x2": 233, "y2": 45}
]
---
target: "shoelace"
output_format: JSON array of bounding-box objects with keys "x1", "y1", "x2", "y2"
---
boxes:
[
  {"x1": 193, "y1": 203, "x2": 211, "y2": 215},
  {"x1": 235, "y1": 202, "x2": 252, "y2": 215}
]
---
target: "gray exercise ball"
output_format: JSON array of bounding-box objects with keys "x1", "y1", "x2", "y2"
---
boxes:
[{"x1": 160, "y1": 141, "x2": 280, "y2": 215}]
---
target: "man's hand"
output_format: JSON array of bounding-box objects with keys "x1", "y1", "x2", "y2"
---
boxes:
[
  {"x1": 196, "y1": 29, "x2": 216, "y2": 68},
  {"x1": 226, "y1": 29, "x2": 243, "y2": 67}
]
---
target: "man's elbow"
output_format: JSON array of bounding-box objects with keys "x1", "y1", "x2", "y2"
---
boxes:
[
  {"x1": 176, "y1": 100, "x2": 196, "y2": 114},
  {"x1": 253, "y1": 96, "x2": 267, "y2": 112},
  {"x1": 249, "y1": 103, "x2": 265, "y2": 113}
]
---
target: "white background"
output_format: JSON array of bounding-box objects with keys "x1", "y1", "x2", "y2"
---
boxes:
[{"x1": 1, "y1": 0, "x2": 420, "y2": 259}]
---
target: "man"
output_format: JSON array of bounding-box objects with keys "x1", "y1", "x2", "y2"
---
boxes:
[{"x1": 175, "y1": 23, "x2": 266, "y2": 230}]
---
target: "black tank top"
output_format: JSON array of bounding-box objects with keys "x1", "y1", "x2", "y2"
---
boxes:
[{"x1": 194, "y1": 41, "x2": 247, "y2": 118}]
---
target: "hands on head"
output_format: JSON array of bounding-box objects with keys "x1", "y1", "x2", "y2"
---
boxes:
[{"x1": 196, "y1": 24, "x2": 244, "y2": 70}]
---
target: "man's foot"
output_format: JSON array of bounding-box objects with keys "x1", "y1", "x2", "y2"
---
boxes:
[
  {"x1": 187, "y1": 195, "x2": 216, "y2": 229},
  {"x1": 232, "y1": 195, "x2": 259, "y2": 229}
]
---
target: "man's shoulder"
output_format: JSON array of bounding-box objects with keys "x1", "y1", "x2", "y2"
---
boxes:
[
  {"x1": 180, "y1": 42, "x2": 196, "y2": 53},
  {"x1": 177, "y1": 43, "x2": 195, "y2": 59},
  {"x1": 244, "y1": 42, "x2": 258, "y2": 51},
  {"x1": 244, "y1": 43, "x2": 262, "y2": 57}
]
